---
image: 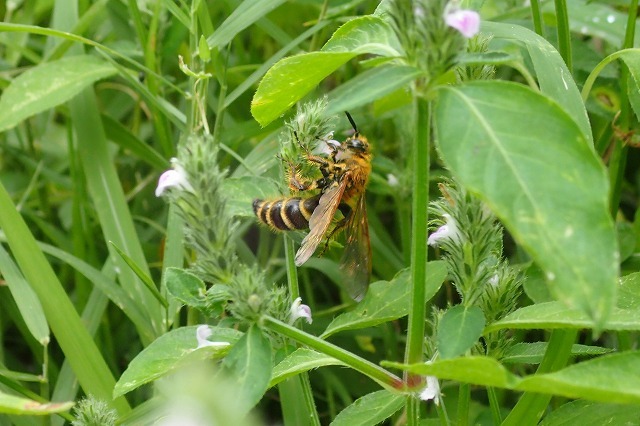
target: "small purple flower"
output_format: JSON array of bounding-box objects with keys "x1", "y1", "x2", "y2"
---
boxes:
[
  {"x1": 289, "y1": 297, "x2": 313, "y2": 324},
  {"x1": 428, "y1": 214, "x2": 461, "y2": 247},
  {"x1": 155, "y1": 158, "x2": 194, "y2": 197},
  {"x1": 444, "y1": 3, "x2": 481, "y2": 38}
]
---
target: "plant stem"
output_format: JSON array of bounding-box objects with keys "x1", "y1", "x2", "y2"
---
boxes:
[
  {"x1": 502, "y1": 329, "x2": 577, "y2": 425},
  {"x1": 404, "y1": 94, "x2": 431, "y2": 425},
  {"x1": 529, "y1": 0, "x2": 545, "y2": 37},
  {"x1": 457, "y1": 383, "x2": 469, "y2": 426},
  {"x1": 487, "y1": 387, "x2": 502, "y2": 424},
  {"x1": 554, "y1": 0, "x2": 572, "y2": 72},
  {"x1": 261, "y1": 316, "x2": 404, "y2": 391}
]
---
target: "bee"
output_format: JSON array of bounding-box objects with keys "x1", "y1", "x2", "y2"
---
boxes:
[{"x1": 253, "y1": 112, "x2": 372, "y2": 301}]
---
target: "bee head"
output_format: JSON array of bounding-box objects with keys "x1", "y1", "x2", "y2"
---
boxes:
[{"x1": 345, "y1": 136, "x2": 369, "y2": 154}]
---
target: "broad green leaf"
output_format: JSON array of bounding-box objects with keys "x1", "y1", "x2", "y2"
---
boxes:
[
  {"x1": 618, "y1": 272, "x2": 640, "y2": 309},
  {"x1": 485, "y1": 302, "x2": 640, "y2": 332},
  {"x1": 516, "y1": 351, "x2": 640, "y2": 404},
  {"x1": 330, "y1": 390, "x2": 405, "y2": 426},
  {"x1": 561, "y1": 0, "x2": 630, "y2": 46},
  {"x1": 434, "y1": 81, "x2": 617, "y2": 330},
  {"x1": 252, "y1": 15, "x2": 402, "y2": 126},
  {"x1": 321, "y1": 262, "x2": 447, "y2": 338},
  {"x1": 541, "y1": 400, "x2": 640, "y2": 426},
  {"x1": 327, "y1": 65, "x2": 422, "y2": 114},
  {"x1": 482, "y1": 22, "x2": 591, "y2": 142},
  {"x1": 206, "y1": 0, "x2": 285, "y2": 49},
  {"x1": 437, "y1": 305, "x2": 485, "y2": 359},
  {"x1": 322, "y1": 16, "x2": 402, "y2": 56},
  {"x1": 164, "y1": 267, "x2": 207, "y2": 307},
  {"x1": 270, "y1": 348, "x2": 344, "y2": 388},
  {"x1": 0, "y1": 55, "x2": 116, "y2": 132},
  {"x1": 615, "y1": 50, "x2": 640, "y2": 123},
  {"x1": 501, "y1": 342, "x2": 612, "y2": 364},
  {"x1": 222, "y1": 325, "x2": 273, "y2": 412},
  {"x1": 0, "y1": 391, "x2": 73, "y2": 415},
  {"x1": 251, "y1": 52, "x2": 356, "y2": 126},
  {"x1": 114, "y1": 326, "x2": 240, "y2": 398},
  {"x1": 384, "y1": 356, "x2": 520, "y2": 389},
  {"x1": 0, "y1": 244, "x2": 49, "y2": 345}
]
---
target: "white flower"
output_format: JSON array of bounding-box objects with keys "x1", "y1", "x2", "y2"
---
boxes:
[
  {"x1": 195, "y1": 325, "x2": 230, "y2": 349},
  {"x1": 155, "y1": 158, "x2": 194, "y2": 197},
  {"x1": 428, "y1": 214, "x2": 461, "y2": 247},
  {"x1": 289, "y1": 297, "x2": 313, "y2": 324},
  {"x1": 419, "y1": 375, "x2": 441, "y2": 405},
  {"x1": 488, "y1": 274, "x2": 499, "y2": 287},
  {"x1": 387, "y1": 173, "x2": 399, "y2": 187},
  {"x1": 444, "y1": 3, "x2": 481, "y2": 38}
]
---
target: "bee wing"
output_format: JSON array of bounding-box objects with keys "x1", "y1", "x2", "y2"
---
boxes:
[
  {"x1": 294, "y1": 179, "x2": 347, "y2": 266},
  {"x1": 340, "y1": 194, "x2": 371, "y2": 301}
]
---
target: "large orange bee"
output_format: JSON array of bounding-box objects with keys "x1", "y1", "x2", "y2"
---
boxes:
[{"x1": 253, "y1": 113, "x2": 372, "y2": 300}]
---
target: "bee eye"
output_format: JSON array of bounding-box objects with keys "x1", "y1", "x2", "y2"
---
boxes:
[{"x1": 348, "y1": 138, "x2": 367, "y2": 152}]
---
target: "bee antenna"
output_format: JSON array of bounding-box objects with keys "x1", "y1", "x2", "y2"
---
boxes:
[{"x1": 345, "y1": 111, "x2": 359, "y2": 136}]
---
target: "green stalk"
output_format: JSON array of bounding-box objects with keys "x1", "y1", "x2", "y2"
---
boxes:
[
  {"x1": 487, "y1": 387, "x2": 502, "y2": 424},
  {"x1": 529, "y1": 0, "x2": 545, "y2": 37},
  {"x1": 554, "y1": 0, "x2": 572, "y2": 72},
  {"x1": 278, "y1": 236, "x2": 321, "y2": 426},
  {"x1": 404, "y1": 95, "x2": 431, "y2": 425},
  {"x1": 262, "y1": 316, "x2": 404, "y2": 391},
  {"x1": 502, "y1": 329, "x2": 577, "y2": 425},
  {"x1": 456, "y1": 383, "x2": 469, "y2": 426},
  {"x1": 607, "y1": 0, "x2": 637, "y2": 217}
]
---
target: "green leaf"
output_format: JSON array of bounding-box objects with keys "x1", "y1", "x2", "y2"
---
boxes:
[
  {"x1": 222, "y1": 325, "x2": 273, "y2": 412},
  {"x1": 384, "y1": 356, "x2": 520, "y2": 389},
  {"x1": 322, "y1": 16, "x2": 402, "y2": 56},
  {"x1": 437, "y1": 305, "x2": 485, "y2": 359},
  {"x1": 270, "y1": 348, "x2": 344, "y2": 388},
  {"x1": 0, "y1": 244, "x2": 49, "y2": 345},
  {"x1": 501, "y1": 342, "x2": 613, "y2": 364},
  {"x1": 114, "y1": 326, "x2": 240, "y2": 398},
  {"x1": 0, "y1": 391, "x2": 73, "y2": 415},
  {"x1": 541, "y1": 400, "x2": 640, "y2": 426},
  {"x1": 618, "y1": 272, "x2": 640, "y2": 309},
  {"x1": 110, "y1": 242, "x2": 168, "y2": 308},
  {"x1": 327, "y1": 65, "x2": 422, "y2": 115},
  {"x1": 516, "y1": 351, "x2": 640, "y2": 404},
  {"x1": 251, "y1": 51, "x2": 356, "y2": 126},
  {"x1": 485, "y1": 302, "x2": 640, "y2": 332},
  {"x1": 164, "y1": 267, "x2": 207, "y2": 307},
  {"x1": 483, "y1": 22, "x2": 591, "y2": 142},
  {"x1": 0, "y1": 55, "x2": 116, "y2": 132},
  {"x1": 321, "y1": 262, "x2": 447, "y2": 338},
  {"x1": 434, "y1": 81, "x2": 617, "y2": 330},
  {"x1": 251, "y1": 15, "x2": 402, "y2": 126},
  {"x1": 330, "y1": 390, "x2": 405, "y2": 426}
]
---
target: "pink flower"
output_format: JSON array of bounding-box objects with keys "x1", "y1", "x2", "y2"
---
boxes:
[
  {"x1": 444, "y1": 5, "x2": 480, "y2": 38},
  {"x1": 289, "y1": 297, "x2": 313, "y2": 324},
  {"x1": 155, "y1": 158, "x2": 194, "y2": 197},
  {"x1": 428, "y1": 214, "x2": 462, "y2": 247}
]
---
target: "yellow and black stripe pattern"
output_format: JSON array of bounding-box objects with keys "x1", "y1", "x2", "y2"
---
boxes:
[{"x1": 253, "y1": 195, "x2": 321, "y2": 231}]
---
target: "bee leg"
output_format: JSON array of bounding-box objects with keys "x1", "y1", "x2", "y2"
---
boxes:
[{"x1": 318, "y1": 203, "x2": 352, "y2": 256}]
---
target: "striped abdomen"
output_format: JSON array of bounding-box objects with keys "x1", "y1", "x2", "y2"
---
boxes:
[{"x1": 253, "y1": 195, "x2": 321, "y2": 231}]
